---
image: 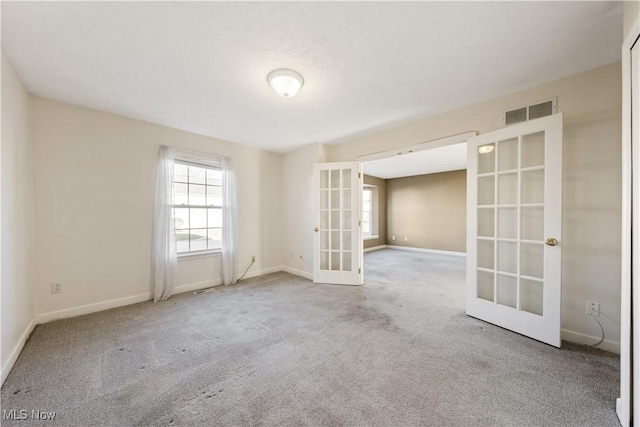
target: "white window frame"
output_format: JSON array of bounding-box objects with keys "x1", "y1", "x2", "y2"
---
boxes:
[
  {"x1": 362, "y1": 185, "x2": 379, "y2": 240},
  {"x1": 172, "y1": 157, "x2": 223, "y2": 258}
]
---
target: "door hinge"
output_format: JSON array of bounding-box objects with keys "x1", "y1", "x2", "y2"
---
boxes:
[
  {"x1": 358, "y1": 220, "x2": 361, "y2": 226},
  {"x1": 358, "y1": 268, "x2": 361, "y2": 274},
  {"x1": 358, "y1": 172, "x2": 361, "y2": 178}
]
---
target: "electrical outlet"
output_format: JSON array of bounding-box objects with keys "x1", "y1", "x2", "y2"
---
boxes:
[
  {"x1": 404, "y1": 236, "x2": 408, "y2": 241},
  {"x1": 51, "y1": 283, "x2": 62, "y2": 294},
  {"x1": 586, "y1": 301, "x2": 600, "y2": 317},
  {"x1": 392, "y1": 235, "x2": 396, "y2": 241},
  {"x1": 251, "y1": 256, "x2": 256, "y2": 263}
]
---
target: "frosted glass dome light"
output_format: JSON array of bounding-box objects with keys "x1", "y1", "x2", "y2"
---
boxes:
[{"x1": 267, "y1": 69, "x2": 304, "y2": 98}]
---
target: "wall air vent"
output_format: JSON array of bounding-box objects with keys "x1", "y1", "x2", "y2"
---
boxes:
[{"x1": 503, "y1": 97, "x2": 557, "y2": 126}]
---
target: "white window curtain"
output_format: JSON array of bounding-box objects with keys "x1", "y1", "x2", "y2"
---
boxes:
[
  {"x1": 221, "y1": 157, "x2": 239, "y2": 286},
  {"x1": 152, "y1": 145, "x2": 177, "y2": 302}
]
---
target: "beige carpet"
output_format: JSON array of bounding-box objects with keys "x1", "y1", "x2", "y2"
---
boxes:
[{"x1": 1, "y1": 249, "x2": 620, "y2": 426}]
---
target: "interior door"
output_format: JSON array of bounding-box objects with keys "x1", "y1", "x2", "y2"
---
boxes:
[
  {"x1": 467, "y1": 113, "x2": 563, "y2": 347},
  {"x1": 313, "y1": 162, "x2": 363, "y2": 285}
]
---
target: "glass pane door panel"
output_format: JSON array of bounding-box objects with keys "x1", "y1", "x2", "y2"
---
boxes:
[
  {"x1": 478, "y1": 240, "x2": 494, "y2": 269},
  {"x1": 320, "y1": 190, "x2": 329, "y2": 209},
  {"x1": 320, "y1": 213, "x2": 329, "y2": 230},
  {"x1": 320, "y1": 251, "x2": 329, "y2": 270},
  {"x1": 343, "y1": 231, "x2": 352, "y2": 251},
  {"x1": 477, "y1": 270, "x2": 495, "y2": 302},
  {"x1": 521, "y1": 206, "x2": 544, "y2": 241},
  {"x1": 320, "y1": 170, "x2": 329, "y2": 188},
  {"x1": 342, "y1": 170, "x2": 351, "y2": 188},
  {"x1": 521, "y1": 243, "x2": 544, "y2": 278},
  {"x1": 331, "y1": 170, "x2": 340, "y2": 189},
  {"x1": 342, "y1": 190, "x2": 351, "y2": 209},
  {"x1": 497, "y1": 207, "x2": 517, "y2": 239},
  {"x1": 522, "y1": 132, "x2": 545, "y2": 168},
  {"x1": 498, "y1": 138, "x2": 519, "y2": 171},
  {"x1": 522, "y1": 170, "x2": 544, "y2": 204},
  {"x1": 478, "y1": 176, "x2": 495, "y2": 205},
  {"x1": 331, "y1": 231, "x2": 340, "y2": 250},
  {"x1": 320, "y1": 231, "x2": 329, "y2": 250},
  {"x1": 331, "y1": 190, "x2": 341, "y2": 209},
  {"x1": 497, "y1": 275, "x2": 517, "y2": 308},
  {"x1": 521, "y1": 279, "x2": 544, "y2": 316},
  {"x1": 497, "y1": 241, "x2": 517, "y2": 274},
  {"x1": 342, "y1": 210, "x2": 351, "y2": 229},
  {"x1": 331, "y1": 211, "x2": 340, "y2": 230},
  {"x1": 478, "y1": 144, "x2": 496, "y2": 174},
  {"x1": 331, "y1": 251, "x2": 340, "y2": 271},
  {"x1": 498, "y1": 173, "x2": 518, "y2": 205},
  {"x1": 478, "y1": 208, "x2": 495, "y2": 237},
  {"x1": 342, "y1": 252, "x2": 352, "y2": 271}
]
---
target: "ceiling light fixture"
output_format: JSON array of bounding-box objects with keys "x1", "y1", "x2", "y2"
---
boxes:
[
  {"x1": 267, "y1": 69, "x2": 304, "y2": 98},
  {"x1": 478, "y1": 145, "x2": 495, "y2": 154}
]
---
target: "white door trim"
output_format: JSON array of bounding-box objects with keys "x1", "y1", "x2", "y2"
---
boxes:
[{"x1": 618, "y1": 17, "x2": 640, "y2": 427}]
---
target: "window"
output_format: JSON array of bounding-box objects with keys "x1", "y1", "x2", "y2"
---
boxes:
[
  {"x1": 363, "y1": 187, "x2": 373, "y2": 236},
  {"x1": 172, "y1": 161, "x2": 222, "y2": 254}
]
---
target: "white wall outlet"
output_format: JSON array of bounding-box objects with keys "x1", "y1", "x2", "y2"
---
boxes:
[
  {"x1": 392, "y1": 235, "x2": 396, "y2": 241},
  {"x1": 586, "y1": 301, "x2": 600, "y2": 316},
  {"x1": 251, "y1": 256, "x2": 256, "y2": 263},
  {"x1": 51, "y1": 283, "x2": 62, "y2": 294},
  {"x1": 404, "y1": 236, "x2": 408, "y2": 241}
]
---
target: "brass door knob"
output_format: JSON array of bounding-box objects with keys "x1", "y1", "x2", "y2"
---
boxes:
[
  {"x1": 314, "y1": 227, "x2": 319, "y2": 232},
  {"x1": 545, "y1": 238, "x2": 558, "y2": 246}
]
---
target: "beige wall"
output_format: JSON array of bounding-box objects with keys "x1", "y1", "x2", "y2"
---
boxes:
[
  {"x1": 386, "y1": 170, "x2": 466, "y2": 253},
  {"x1": 624, "y1": 0, "x2": 639, "y2": 36},
  {"x1": 31, "y1": 97, "x2": 283, "y2": 319},
  {"x1": 328, "y1": 62, "x2": 622, "y2": 350},
  {"x1": 280, "y1": 143, "x2": 327, "y2": 277},
  {"x1": 1, "y1": 51, "x2": 35, "y2": 382},
  {"x1": 363, "y1": 174, "x2": 386, "y2": 250}
]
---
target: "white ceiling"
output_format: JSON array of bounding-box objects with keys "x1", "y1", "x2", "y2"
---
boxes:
[
  {"x1": 2, "y1": 2, "x2": 622, "y2": 153},
  {"x1": 364, "y1": 143, "x2": 467, "y2": 180}
]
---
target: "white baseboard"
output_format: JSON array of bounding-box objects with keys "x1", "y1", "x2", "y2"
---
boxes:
[
  {"x1": 281, "y1": 265, "x2": 313, "y2": 280},
  {"x1": 36, "y1": 265, "x2": 284, "y2": 324},
  {"x1": 174, "y1": 279, "x2": 221, "y2": 294},
  {"x1": 36, "y1": 292, "x2": 152, "y2": 324},
  {"x1": 1, "y1": 317, "x2": 37, "y2": 385},
  {"x1": 364, "y1": 245, "x2": 386, "y2": 253},
  {"x1": 243, "y1": 265, "x2": 282, "y2": 280},
  {"x1": 561, "y1": 328, "x2": 620, "y2": 354},
  {"x1": 385, "y1": 245, "x2": 466, "y2": 257}
]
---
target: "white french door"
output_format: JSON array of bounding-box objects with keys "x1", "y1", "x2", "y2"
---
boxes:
[
  {"x1": 467, "y1": 113, "x2": 563, "y2": 347},
  {"x1": 313, "y1": 162, "x2": 363, "y2": 285}
]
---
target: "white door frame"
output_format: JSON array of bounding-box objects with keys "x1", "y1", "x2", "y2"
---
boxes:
[
  {"x1": 619, "y1": 17, "x2": 640, "y2": 427},
  {"x1": 355, "y1": 132, "x2": 477, "y2": 262}
]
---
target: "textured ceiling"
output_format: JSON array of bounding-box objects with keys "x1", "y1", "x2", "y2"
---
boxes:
[{"x1": 2, "y1": 1, "x2": 622, "y2": 152}]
